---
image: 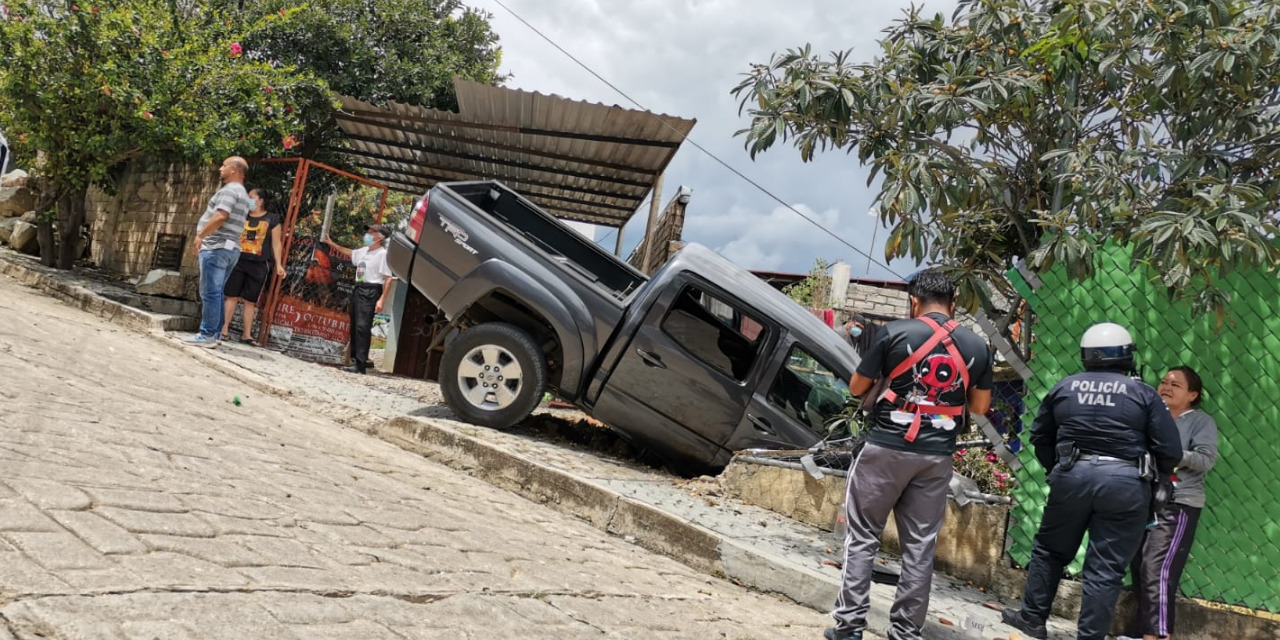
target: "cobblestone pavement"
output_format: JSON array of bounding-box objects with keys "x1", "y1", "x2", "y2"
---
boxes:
[{"x1": 0, "y1": 274, "x2": 833, "y2": 639}]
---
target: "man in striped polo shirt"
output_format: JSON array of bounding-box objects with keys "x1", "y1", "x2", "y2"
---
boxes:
[{"x1": 185, "y1": 156, "x2": 253, "y2": 347}]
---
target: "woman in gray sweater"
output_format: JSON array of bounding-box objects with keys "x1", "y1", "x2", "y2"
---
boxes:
[{"x1": 1122, "y1": 366, "x2": 1219, "y2": 640}]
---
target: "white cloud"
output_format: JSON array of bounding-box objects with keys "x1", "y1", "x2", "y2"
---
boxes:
[{"x1": 465, "y1": 0, "x2": 959, "y2": 280}]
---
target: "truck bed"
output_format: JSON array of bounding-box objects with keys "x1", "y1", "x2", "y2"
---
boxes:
[{"x1": 449, "y1": 183, "x2": 646, "y2": 302}]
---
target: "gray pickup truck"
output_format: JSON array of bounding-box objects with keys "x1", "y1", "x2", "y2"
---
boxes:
[{"x1": 387, "y1": 180, "x2": 858, "y2": 472}]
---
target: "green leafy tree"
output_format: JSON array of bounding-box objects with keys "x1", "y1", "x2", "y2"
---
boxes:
[
  {"x1": 231, "y1": 0, "x2": 505, "y2": 157},
  {"x1": 327, "y1": 183, "x2": 416, "y2": 246},
  {"x1": 0, "y1": 0, "x2": 332, "y2": 268},
  {"x1": 734, "y1": 0, "x2": 1280, "y2": 314},
  {"x1": 237, "y1": 0, "x2": 503, "y2": 108},
  {"x1": 783, "y1": 257, "x2": 834, "y2": 307}
]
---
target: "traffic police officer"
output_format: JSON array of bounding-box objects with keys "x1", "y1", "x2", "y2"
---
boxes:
[{"x1": 1002, "y1": 323, "x2": 1182, "y2": 640}]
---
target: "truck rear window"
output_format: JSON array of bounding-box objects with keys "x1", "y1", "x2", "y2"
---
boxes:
[{"x1": 660, "y1": 285, "x2": 765, "y2": 381}]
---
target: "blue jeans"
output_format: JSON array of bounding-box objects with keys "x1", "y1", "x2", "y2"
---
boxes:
[{"x1": 198, "y1": 247, "x2": 241, "y2": 337}]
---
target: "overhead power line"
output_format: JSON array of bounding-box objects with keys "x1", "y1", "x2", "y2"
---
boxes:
[{"x1": 489, "y1": 0, "x2": 905, "y2": 280}]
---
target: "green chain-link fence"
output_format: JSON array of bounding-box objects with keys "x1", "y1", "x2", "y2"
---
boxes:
[{"x1": 1005, "y1": 245, "x2": 1280, "y2": 612}]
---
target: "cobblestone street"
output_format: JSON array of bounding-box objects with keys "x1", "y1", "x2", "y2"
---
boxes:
[{"x1": 0, "y1": 273, "x2": 828, "y2": 639}]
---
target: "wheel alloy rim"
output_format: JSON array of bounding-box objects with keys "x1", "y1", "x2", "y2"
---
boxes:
[{"x1": 456, "y1": 345, "x2": 525, "y2": 411}]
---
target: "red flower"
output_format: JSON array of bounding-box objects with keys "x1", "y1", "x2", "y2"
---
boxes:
[
  {"x1": 161, "y1": 50, "x2": 169, "y2": 57},
  {"x1": 71, "y1": 4, "x2": 79, "y2": 10},
  {"x1": 278, "y1": 8, "x2": 285, "y2": 14},
  {"x1": 282, "y1": 135, "x2": 298, "y2": 150},
  {"x1": 91, "y1": 6, "x2": 98, "y2": 13},
  {"x1": 102, "y1": 86, "x2": 111, "y2": 96},
  {"x1": 143, "y1": 111, "x2": 153, "y2": 119},
  {"x1": 229, "y1": 42, "x2": 243, "y2": 58},
  {"x1": 284, "y1": 104, "x2": 293, "y2": 114},
  {"x1": 264, "y1": 85, "x2": 274, "y2": 94}
]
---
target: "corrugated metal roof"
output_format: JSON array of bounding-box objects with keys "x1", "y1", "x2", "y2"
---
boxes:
[{"x1": 332, "y1": 79, "x2": 695, "y2": 228}]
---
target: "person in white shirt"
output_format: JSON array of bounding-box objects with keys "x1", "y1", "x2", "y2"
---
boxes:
[{"x1": 322, "y1": 223, "x2": 395, "y2": 374}]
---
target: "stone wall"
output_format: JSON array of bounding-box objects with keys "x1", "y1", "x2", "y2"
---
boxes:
[
  {"x1": 844, "y1": 282, "x2": 910, "y2": 318},
  {"x1": 88, "y1": 162, "x2": 221, "y2": 279},
  {"x1": 720, "y1": 461, "x2": 1007, "y2": 586}
]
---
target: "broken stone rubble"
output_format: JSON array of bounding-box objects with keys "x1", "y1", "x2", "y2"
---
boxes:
[
  {"x1": 135, "y1": 269, "x2": 188, "y2": 299},
  {"x1": 9, "y1": 220, "x2": 39, "y2": 255}
]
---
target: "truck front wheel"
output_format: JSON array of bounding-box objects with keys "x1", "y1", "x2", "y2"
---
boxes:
[{"x1": 439, "y1": 322, "x2": 547, "y2": 429}]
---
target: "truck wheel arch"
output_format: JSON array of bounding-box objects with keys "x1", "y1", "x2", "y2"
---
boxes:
[{"x1": 436, "y1": 260, "x2": 591, "y2": 398}]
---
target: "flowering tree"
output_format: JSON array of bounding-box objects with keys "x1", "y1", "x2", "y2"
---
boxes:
[{"x1": 0, "y1": 0, "x2": 331, "y2": 268}]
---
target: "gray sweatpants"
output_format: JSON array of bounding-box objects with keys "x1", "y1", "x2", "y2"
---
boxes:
[{"x1": 832, "y1": 443, "x2": 952, "y2": 640}]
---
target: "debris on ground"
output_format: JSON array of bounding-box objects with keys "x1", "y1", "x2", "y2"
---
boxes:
[
  {"x1": 672, "y1": 475, "x2": 724, "y2": 498},
  {"x1": 516, "y1": 413, "x2": 661, "y2": 468}
]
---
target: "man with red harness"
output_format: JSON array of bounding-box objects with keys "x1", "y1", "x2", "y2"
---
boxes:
[{"x1": 826, "y1": 269, "x2": 993, "y2": 640}]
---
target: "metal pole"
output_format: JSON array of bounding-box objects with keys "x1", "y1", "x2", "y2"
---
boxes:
[
  {"x1": 375, "y1": 187, "x2": 389, "y2": 224},
  {"x1": 614, "y1": 224, "x2": 626, "y2": 257},
  {"x1": 257, "y1": 158, "x2": 308, "y2": 346},
  {"x1": 640, "y1": 173, "x2": 664, "y2": 274},
  {"x1": 319, "y1": 193, "x2": 336, "y2": 242},
  {"x1": 865, "y1": 224, "x2": 877, "y2": 275}
]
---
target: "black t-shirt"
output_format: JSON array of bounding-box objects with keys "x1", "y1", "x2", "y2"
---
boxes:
[
  {"x1": 1030, "y1": 370, "x2": 1183, "y2": 474},
  {"x1": 857, "y1": 312, "x2": 994, "y2": 456},
  {"x1": 238, "y1": 214, "x2": 281, "y2": 264}
]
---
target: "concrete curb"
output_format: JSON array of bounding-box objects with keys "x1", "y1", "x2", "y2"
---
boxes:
[
  {"x1": 0, "y1": 253, "x2": 194, "y2": 333},
  {"x1": 375, "y1": 416, "x2": 729, "y2": 577}
]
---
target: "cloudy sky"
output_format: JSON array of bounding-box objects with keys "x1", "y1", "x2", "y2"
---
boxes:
[{"x1": 464, "y1": 0, "x2": 959, "y2": 281}]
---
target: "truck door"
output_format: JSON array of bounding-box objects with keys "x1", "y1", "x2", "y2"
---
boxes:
[
  {"x1": 726, "y1": 339, "x2": 855, "y2": 453},
  {"x1": 591, "y1": 278, "x2": 771, "y2": 467}
]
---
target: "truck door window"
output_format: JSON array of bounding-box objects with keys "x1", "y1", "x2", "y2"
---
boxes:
[
  {"x1": 660, "y1": 286, "x2": 765, "y2": 381},
  {"x1": 767, "y1": 345, "x2": 852, "y2": 436}
]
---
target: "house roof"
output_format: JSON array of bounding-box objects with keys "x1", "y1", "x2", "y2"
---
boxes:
[{"x1": 332, "y1": 79, "x2": 696, "y2": 228}]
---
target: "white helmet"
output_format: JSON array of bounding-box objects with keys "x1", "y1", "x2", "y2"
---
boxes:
[{"x1": 1080, "y1": 322, "x2": 1135, "y2": 370}]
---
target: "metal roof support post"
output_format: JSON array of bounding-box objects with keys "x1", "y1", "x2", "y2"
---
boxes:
[
  {"x1": 640, "y1": 172, "x2": 664, "y2": 274},
  {"x1": 614, "y1": 223, "x2": 626, "y2": 258}
]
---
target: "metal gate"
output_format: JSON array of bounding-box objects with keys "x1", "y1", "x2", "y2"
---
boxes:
[{"x1": 241, "y1": 158, "x2": 389, "y2": 364}]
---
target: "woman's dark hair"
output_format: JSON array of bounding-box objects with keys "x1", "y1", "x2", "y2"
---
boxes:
[
  {"x1": 1169, "y1": 365, "x2": 1204, "y2": 407},
  {"x1": 248, "y1": 187, "x2": 274, "y2": 211},
  {"x1": 906, "y1": 268, "x2": 956, "y2": 306}
]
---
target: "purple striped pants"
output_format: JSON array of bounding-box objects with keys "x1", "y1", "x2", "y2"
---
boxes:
[{"x1": 1130, "y1": 503, "x2": 1203, "y2": 638}]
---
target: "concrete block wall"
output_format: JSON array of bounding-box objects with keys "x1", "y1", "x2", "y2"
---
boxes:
[
  {"x1": 844, "y1": 282, "x2": 909, "y2": 318},
  {"x1": 89, "y1": 162, "x2": 221, "y2": 279},
  {"x1": 841, "y1": 281, "x2": 985, "y2": 337}
]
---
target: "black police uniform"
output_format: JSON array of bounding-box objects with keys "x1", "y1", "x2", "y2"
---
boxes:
[{"x1": 1013, "y1": 369, "x2": 1182, "y2": 640}]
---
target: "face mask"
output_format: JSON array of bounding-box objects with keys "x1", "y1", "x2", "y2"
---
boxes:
[
  {"x1": 849, "y1": 326, "x2": 863, "y2": 338},
  {"x1": 362, "y1": 233, "x2": 375, "y2": 247}
]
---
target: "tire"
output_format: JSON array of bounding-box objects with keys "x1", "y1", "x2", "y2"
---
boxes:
[{"x1": 439, "y1": 322, "x2": 547, "y2": 430}]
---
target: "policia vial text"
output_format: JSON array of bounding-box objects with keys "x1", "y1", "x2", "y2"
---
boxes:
[{"x1": 1069, "y1": 379, "x2": 1129, "y2": 407}]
